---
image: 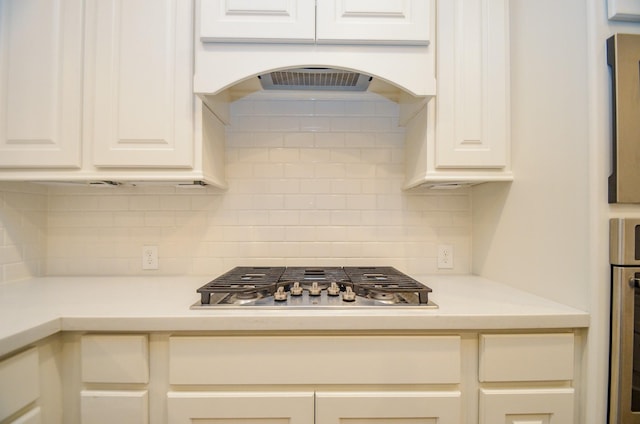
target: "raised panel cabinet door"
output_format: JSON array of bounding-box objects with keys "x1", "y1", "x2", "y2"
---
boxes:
[
  {"x1": 315, "y1": 391, "x2": 462, "y2": 424},
  {"x1": 167, "y1": 391, "x2": 314, "y2": 424},
  {"x1": 316, "y1": 0, "x2": 431, "y2": 45},
  {"x1": 479, "y1": 388, "x2": 575, "y2": 424},
  {"x1": 0, "y1": 0, "x2": 83, "y2": 168},
  {"x1": 0, "y1": 348, "x2": 39, "y2": 422},
  {"x1": 436, "y1": 0, "x2": 509, "y2": 168},
  {"x1": 81, "y1": 390, "x2": 148, "y2": 424},
  {"x1": 200, "y1": 0, "x2": 316, "y2": 43},
  {"x1": 86, "y1": 0, "x2": 194, "y2": 168}
]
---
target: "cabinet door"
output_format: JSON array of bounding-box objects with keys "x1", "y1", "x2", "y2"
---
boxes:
[
  {"x1": 480, "y1": 388, "x2": 574, "y2": 424},
  {"x1": 316, "y1": 391, "x2": 461, "y2": 424},
  {"x1": 316, "y1": 0, "x2": 431, "y2": 45},
  {"x1": 167, "y1": 391, "x2": 314, "y2": 424},
  {"x1": 199, "y1": 0, "x2": 316, "y2": 43},
  {"x1": 436, "y1": 0, "x2": 509, "y2": 168},
  {"x1": 85, "y1": 0, "x2": 194, "y2": 168},
  {"x1": 0, "y1": 348, "x2": 39, "y2": 422},
  {"x1": 81, "y1": 390, "x2": 148, "y2": 424},
  {"x1": 0, "y1": 0, "x2": 82, "y2": 168}
]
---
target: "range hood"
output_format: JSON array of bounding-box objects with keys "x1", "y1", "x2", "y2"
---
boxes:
[{"x1": 193, "y1": 4, "x2": 436, "y2": 106}]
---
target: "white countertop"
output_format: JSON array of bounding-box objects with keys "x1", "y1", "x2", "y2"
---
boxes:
[{"x1": 0, "y1": 275, "x2": 589, "y2": 357}]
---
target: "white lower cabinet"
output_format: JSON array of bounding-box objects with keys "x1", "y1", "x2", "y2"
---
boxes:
[
  {"x1": 479, "y1": 388, "x2": 574, "y2": 424},
  {"x1": 168, "y1": 390, "x2": 461, "y2": 424},
  {"x1": 168, "y1": 335, "x2": 462, "y2": 424},
  {"x1": 79, "y1": 335, "x2": 150, "y2": 424},
  {"x1": 315, "y1": 391, "x2": 461, "y2": 424},
  {"x1": 0, "y1": 348, "x2": 40, "y2": 422},
  {"x1": 167, "y1": 391, "x2": 314, "y2": 424},
  {"x1": 80, "y1": 391, "x2": 148, "y2": 424},
  {"x1": 478, "y1": 333, "x2": 576, "y2": 424},
  {"x1": 47, "y1": 330, "x2": 580, "y2": 423}
]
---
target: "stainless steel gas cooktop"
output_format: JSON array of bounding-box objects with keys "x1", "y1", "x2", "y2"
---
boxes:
[{"x1": 191, "y1": 266, "x2": 438, "y2": 309}]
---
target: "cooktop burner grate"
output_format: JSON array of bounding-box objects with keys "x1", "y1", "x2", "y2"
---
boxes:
[{"x1": 195, "y1": 266, "x2": 435, "y2": 307}]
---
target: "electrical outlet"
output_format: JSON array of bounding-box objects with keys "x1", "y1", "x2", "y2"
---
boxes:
[
  {"x1": 437, "y1": 244, "x2": 454, "y2": 269},
  {"x1": 142, "y1": 246, "x2": 158, "y2": 270}
]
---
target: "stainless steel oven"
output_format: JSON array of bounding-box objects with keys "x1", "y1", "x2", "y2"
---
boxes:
[{"x1": 610, "y1": 218, "x2": 640, "y2": 423}]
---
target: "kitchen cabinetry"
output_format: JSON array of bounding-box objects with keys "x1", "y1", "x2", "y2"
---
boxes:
[
  {"x1": 168, "y1": 335, "x2": 462, "y2": 423},
  {"x1": 199, "y1": 0, "x2": 430, "y2": 45},
  {"x1": 404, "y1": 0, "x2": 512, "y2": 188},
  {"x1": 0, "y1": 0, "x2": 226, "y2": 188},
  {"x1": 80, "y1": 335, "x2": 149, "y2": 424},
  {"x1": 0, "y1": 0, "x2": 83, "y2": 168},
  {"x1": 0, "y1": 329, "x2": 582, "y2": 424},
  {"x1": 0, "y1": 348, "x2": 40, "y2": 422},
  {"x1": 478, "y1": 333, "x2": 576, "y2": 423},
  {"x1": 85, "y1": 0, "x2": 194, "y2": 169}
]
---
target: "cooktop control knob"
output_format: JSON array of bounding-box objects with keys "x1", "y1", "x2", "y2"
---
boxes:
[
  {"x1": 290, "y1": 281, "x2": 303, "y2": 296},
  {"x1": 309, "y1": 282, "x2": 322, "y2": 296},
  {"x1": 342, "y1": 286, "x2": 356, "y2": 302},
  {"x1": 327, "y1": 282, "x2": 340, "y2": 296},
  {"x1": 274, "y1": 286, "x2": 288, "y2": 301}
]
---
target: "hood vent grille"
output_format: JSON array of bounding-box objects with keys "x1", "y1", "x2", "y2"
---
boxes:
[{"x1": 259, "y1": 68, "x2": 371, "y2": 91}]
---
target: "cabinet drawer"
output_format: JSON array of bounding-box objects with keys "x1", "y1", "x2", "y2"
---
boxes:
[
  {"x1": 170, "y1": 335, "x2": 461, "y2": 385},
  {"x1": 479, "y1": 333, "x2": 574, "y2": 382},
  {"x1": 0, "y1": 348, "x2": 39, "y2": 421},
  {"x1": 81, "y1": 335, "x2": 149, "y2": 384}
]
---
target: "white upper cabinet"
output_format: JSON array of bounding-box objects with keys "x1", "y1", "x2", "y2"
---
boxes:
[
  {"x1": 86, "y1": 0, "x2": 194, "y2": 168},
  {"x1": 199, "y1": 0, "x2": 430, "y2": 44},
  {"x1": 0, "y1": 0, "x2": 83, "y2": 168},
  {"x1": 436, "y1": 0, "x2": 509, "y2": 169},
  {"x1": 200, "y1": 0, "x2": 316, "y2": 43},
  {"x1": 0, "y1": 0, "x2": 227, "y2": 186},
  {"x1": 316, "y1": 0, "x2": 430, "y2": 44},
  {"x1": 404, "y1": 0, "x2": 512, "y2": 188}
]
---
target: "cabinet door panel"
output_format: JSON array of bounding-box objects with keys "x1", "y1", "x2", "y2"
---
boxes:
[
  {"x1": 479, "y1": 333, "x2": 574, "y2": 382},
  {"x1": 200, "y1": 0, "x2": 315, "y2": 43},
  {"x1": 316, "y1": 0, "x2": 431, "y2": 45},
  {"x1": 87, "y1": 0, "x2": 194, "y2": 168},
  {"x1": 81, "y1": 390, "x2": 148, "y2": 424},
  {"x1": 316, "y1": 391, "x2": 461, "y2": 424},
  {"x1": 0, "y1": 0, "x2": 82, "y2": 168},
  {"x1": 81, "y1": 335, "x2": 149, "y2": 384},
  {"x1": 167, "y1": 391, "x2": 314, "y2": 424},
  {"x1": 0, "y1": 348, "x2": 39, "y2": 422},
  {"x1": 480, "y1": 388, "x2": 574, "y2": 424},
  {"x1": 436, "y1": 0, "x2": 509, "y2": 168},
  {"x1": 169, "y1": 335, "x2": 461, "y2": 385}
]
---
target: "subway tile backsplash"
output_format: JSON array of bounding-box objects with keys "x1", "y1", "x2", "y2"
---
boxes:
[
  {"x1": 0, "y1": 182, "x2": 47, "y2": 283},
  {"x1": 0, "y1": 96, "x2": 471, "y2": 282}
]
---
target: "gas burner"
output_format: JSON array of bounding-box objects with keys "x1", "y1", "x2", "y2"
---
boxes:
[
  {"x1": 194, "y1": 266, "x2": 436, "y2": 309},
  {"x1": 368, "y1": 292, "x2": 399, "y2": 302}
]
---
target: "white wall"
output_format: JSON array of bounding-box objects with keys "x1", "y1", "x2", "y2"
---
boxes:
[
  {"x1": 472, "y1": 0, "x2": 590, "y2": 310},
  {"x1": 41, "y1": 95, "x2": 472, "y2": 277}
]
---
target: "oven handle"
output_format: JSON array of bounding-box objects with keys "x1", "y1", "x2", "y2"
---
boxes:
[{"x1": 631, "y1": 277, "x2": 640, "y2": 288}]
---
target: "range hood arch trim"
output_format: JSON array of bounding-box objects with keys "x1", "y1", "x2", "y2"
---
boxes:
[{"x1": 194, "y1": 46, "x2": 436, "y2": 99}]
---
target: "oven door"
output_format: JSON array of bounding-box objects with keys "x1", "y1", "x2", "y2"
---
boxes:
[{"x1": 611, "y1": 266, "x2": 640, "y2": 423}]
